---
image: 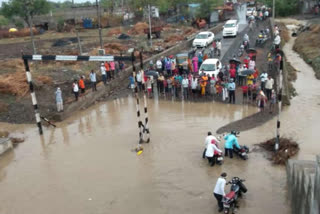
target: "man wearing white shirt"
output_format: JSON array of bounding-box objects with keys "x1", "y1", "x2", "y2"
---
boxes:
[
  {"x1": 214, "y1": 172, "x2": 227, "y2": 212},
  {"x1": 203, "y1": 132, "x2": 219, "y2": 158},
  {"x1": 156, "y1": 59, "x2": 162, "y2": 73},
  {"x1": 136, "y1": 71, "x2": 143, "y2": 91},
  {"x1": 260, "y1": 71, "x2": 268, "y2": 91},
  {"x1": 181, "y1": 76, "x2": 189, "y2": 99},
  {"x1": 100, "y1": 63, "x2": 107, "y2": 85},
  {"x1": 205, "y1": 140, "x2": 222, "y2": 166},
  {"x1": 265, "y1": 75, "x2": 274, "y2": 100}
]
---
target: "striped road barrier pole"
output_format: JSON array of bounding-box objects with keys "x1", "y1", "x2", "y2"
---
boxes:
[
  {"x1": 143, "y1": 93, "x2": 150, "y2": 143},
  {"x1": 23, "y1": 58, "x2": 43, "y2": 135},
  {"x1": 275, "y1": 59, "x2": 283, "y2": 151},
  {"x1": 132, "y1": 52, "x2": 143, "y2": 144}
]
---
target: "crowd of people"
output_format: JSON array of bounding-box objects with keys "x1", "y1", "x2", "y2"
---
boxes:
[
  {"x1": 54, "y1": 14, "x2": 281, "y2": 114},
  {"x1": 54, "y1": 60, "x2": 125, "y2": 112},
  {"x1": 131, "y1": 42, "x2": 278, "y2": 113}
]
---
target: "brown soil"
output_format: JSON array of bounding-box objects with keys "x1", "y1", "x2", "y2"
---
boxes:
[
  {"x1": 164, "y1": 35, "x2": 185, "y2": 43},
  {"x1": 127, "y1": 22, "x2": 148, "y2": 35},
  {"x1": 293, "y1": 23, "x2": 320, "y2": 79},
  {"x1": 258, "y1": 138, "x2": 299, "y2": 165}
]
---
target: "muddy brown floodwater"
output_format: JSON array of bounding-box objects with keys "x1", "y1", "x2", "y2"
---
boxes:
[{"x1": 0, "y1": 23, "x2": 319, "y2": 214}]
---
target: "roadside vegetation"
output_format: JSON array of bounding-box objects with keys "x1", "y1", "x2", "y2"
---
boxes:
[
  {"x1": 261, "y1": 0, "x2": 300, "y2": 17},
  {"x1": 293, "y1": 23, "x2": 320, "y2": 80}
]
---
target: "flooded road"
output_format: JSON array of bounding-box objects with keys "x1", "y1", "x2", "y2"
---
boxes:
[
  {"x1": 0, "y1": 98, "x2": 290, "y2": 214},
  {"x1": 0, "y1": 23, "x2": 319, "y2": 214}
]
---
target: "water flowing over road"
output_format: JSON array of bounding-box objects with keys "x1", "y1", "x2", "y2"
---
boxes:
[{"x1": 0, "y1": 21, "x2": 319, "y2": 214}]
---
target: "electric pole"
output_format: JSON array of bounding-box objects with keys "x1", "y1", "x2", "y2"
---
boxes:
[
  {"x1": 148, "y1": 4, "x2": 152, "y2": 47},
  {"x1": 272, "y1": 0, "x2": 275, "y2": 19},
  {"x1": 25, "y1": 0, "x2": 37, "y2": 54},
  {"x1": 96, "y1": 0, "x2": 103, "y2": 49},
  {"x1": 72, "y1": 0, "x2": 83, "y2": 55}
]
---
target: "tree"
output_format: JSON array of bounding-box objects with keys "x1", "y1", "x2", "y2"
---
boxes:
[
  {"x1": 260, "y1": 0, "x2": 299, "y2": 16},
  {"x1": 1, "y1": 0, "x2": 50, "y2": 27},
  {"x1": 0, "y1": 15, "x2": 9, "y2": 28},
  {"x1": 101, "y1": 0, "x2": 116, "y2": 13},
  {"x1": 196, "y1": 0, "x2": 224, "y2": 20}
]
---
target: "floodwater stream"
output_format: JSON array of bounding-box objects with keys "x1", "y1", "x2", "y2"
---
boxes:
[{"x1": 0, "y1": 23, "x2": 319, "y2": 214}]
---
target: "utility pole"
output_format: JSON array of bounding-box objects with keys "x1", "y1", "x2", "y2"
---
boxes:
[
  {"x1": 72, "y1": 0, "x2": 83, "y2": 55},
  {"x1": 28, "y1": 13, "x2": 37, "y2": 54},
  {"x1": 272, "y1": 0, "x2": 275, "y2": 19},
  {"x1": 148, "y1": 4, "x2": 152, "y2": 47},
  {"x1": 96, "y1": 0, "x2": 103, "y2": 49},
  {"x1": 25, "y1": 0, "x2": 37, "y2": 54}
]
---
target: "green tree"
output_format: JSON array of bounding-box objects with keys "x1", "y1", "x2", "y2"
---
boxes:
[
  {"x1": 1, "y1": 0, "x2": 51, "y2": 26},
  {"x1": 196, "y1": 0, "x2": 224, "y2": 19},
  {"x1": 261, "y1": 0, "x2": 299, "y2": 16},
  {"x1": 0, "y1": 15, "x2": 9, "y2": 28},
  {"x1": 101, "y1": 0, "x2": 116, "y2": 13}
]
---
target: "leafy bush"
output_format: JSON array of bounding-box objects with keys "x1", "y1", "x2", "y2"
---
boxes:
[
  {"x1": 57, "y1": 18, "x2": 65, "y2": 32},
  {"x1": 0, "y1": 15, "x2": 9, "y2": 28},
  {"x1": 14, "y1": 20, "x2": 24, "y2": 29}
]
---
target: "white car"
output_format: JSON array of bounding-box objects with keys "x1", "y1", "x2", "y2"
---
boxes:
[
  {"x1": 192, "y1": 31, "x2": 215, "y2": 48},
  {"x1": 246, "y1": 7, "x2": 256, "y2": 16},
  {"x1": 222, "y1": 20, "x2": 239, "y2": 38},
  {"x1": 199, "y1": 58, "x2": 222, "y2": 78}
]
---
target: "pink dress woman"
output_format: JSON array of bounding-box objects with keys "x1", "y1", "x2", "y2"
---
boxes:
[{"x1": 192, "y1": 56, "x2": 198, "y2": 73}]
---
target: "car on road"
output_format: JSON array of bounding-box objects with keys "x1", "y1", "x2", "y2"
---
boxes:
[
  {"x1": 246, "y1": 7, "x2": 256, "y2": 16},
  {"x1": 199, "y1": 58, "x2": 222, "y2": 78},
  {"x1": 222, "y1": 19, "x2": 239, "y2": 38},
  {"x1": 192, "y1": 31, "x2": 215, "y2": 48}
]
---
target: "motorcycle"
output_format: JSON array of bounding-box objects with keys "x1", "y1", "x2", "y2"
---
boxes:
[
  {"x1": 233, "y1": 145, "x2": 249, "y2": 160},
  {"x1": 222, "y1": 177, "x2": 247, "y2": 214},
  {"x1": 255, "y1": 30, "x2": 269, "y2": 47},
  {"x1": 215, "y1": 151, "x2": 224, "y2": 165}
]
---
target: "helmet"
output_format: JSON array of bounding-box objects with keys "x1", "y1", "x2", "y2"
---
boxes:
[{"x1": 231, "y1": 130, "x2": 237, "y2": 135}]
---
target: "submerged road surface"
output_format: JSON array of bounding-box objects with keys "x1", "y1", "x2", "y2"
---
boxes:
[
  {"x1": 0, "y1": 99, "x2": 290, "y2": 214},
  {"x1": 2, "y1": 21, "x2": 320, "y2": 214}
]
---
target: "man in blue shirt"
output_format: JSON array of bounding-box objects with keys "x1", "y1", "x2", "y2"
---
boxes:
[
  {"x1": 224, "y1": 131, "x2": 240, "y2": 158},
  {"x1": 228, "y1": 78, "x2": 236, "y2": 104}
]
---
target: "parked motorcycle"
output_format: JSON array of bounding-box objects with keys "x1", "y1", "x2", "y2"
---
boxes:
[
  {"x1": 233, "y1": 145, "x2": 249, "y2": 160},
  {"x1": 222, "y1": 177, "x2": 247, "y2": 214}
]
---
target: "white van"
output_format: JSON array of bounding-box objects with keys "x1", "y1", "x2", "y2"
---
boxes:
[
  {"x1": 199, "y1": 59, "x2": 222, "y2": 78},
  {"x1": 222, "y1": 20, "x2": 239, "y2": 38}
]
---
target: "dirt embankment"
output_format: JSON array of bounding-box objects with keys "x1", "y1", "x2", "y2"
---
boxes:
[
  {"x1": 293, "y1": 23, "x2": 320, "y2": 79},
  {"x1": 0, "y1": 21, "x2": 202, "y2": 124}
]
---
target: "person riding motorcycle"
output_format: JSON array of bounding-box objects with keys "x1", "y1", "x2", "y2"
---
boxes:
[
  {"x1": 203, "y1": 132, "x2": 219, "y2": 158},
  {"x1": 224, "y1": 131, "x2": 240, "y2": 158},
  {"x1": 243, "y1": 33, "x2": 249, "y2": 43},
  {"x1": 205, "y1": 139, "x2": 222, "y2": 166}
]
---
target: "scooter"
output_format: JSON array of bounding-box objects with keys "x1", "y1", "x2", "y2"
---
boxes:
[
  {"x1": 233, "y1": 145, "x2": 249, "y2": 160},
  {"x1": 222, "y1": 177, "x2": 247, "y2": 214},
  {"x1": 255, "y1": 30, "x2": 269, "y2": 47}
]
